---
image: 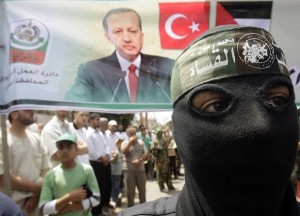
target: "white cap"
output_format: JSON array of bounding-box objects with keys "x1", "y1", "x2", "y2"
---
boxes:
[{"x1": 108, "y1": 120, "x2": 118, "y2": 126}]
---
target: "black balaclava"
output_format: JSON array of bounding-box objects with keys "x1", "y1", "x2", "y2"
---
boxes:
[{"x1": 171, "y1": 25, "x2": 299, "y2": 216}]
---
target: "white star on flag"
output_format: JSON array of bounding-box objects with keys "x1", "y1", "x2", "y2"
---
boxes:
[{"x1": 189, "y1": 21, "x2": 200, "y2": 33}]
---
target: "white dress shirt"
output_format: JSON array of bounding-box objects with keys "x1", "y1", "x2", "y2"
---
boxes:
[
  {"x1": 86, "y1": 127, "x2": 110, "y2": 161},
  {"x1": 116, "y1": 51, "x2": 141, "y2": 96}
]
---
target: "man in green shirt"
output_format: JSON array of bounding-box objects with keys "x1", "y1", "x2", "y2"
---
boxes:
[{"x1": 39, "y1": 133, "x2": 100, "y2": 216}]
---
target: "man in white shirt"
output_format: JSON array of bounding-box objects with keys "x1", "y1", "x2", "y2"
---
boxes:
[
  {"x1": 41, "y1": 111, "x2": 88, "y2": 168},
  {"x1": 69, "y1": 111, "x2": 90, "y2": 164},
  {"x1": 64, "y1": 7, "x2": 174, "y2": 104},
  {"x1": 86, "y1": 113, "x2": 111, "y2": 215},
  {"x1": 106, "y1": 120, "x2": 120, "y2": 154},
  {"x1": 0, "y1": 110, "x2": 51, "y2": 215}
]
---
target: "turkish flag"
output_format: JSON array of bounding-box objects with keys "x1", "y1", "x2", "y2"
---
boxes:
[{"x1": 159, "y1": 2, "x2": 209, "y2": 50}]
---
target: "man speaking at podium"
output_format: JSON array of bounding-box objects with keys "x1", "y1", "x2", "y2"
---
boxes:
[{"x1": 65, "y1": 8, "x2": 174, "y2": 104}]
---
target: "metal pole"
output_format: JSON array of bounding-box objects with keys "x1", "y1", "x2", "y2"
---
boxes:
[
  {"x1": 209, "y1": 0, "x2": 217, "y2": 29},
  {"x1": 1, "y1": 114, "x2": 11, "y2": 196}
]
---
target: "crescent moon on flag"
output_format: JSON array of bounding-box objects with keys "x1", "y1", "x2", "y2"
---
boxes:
[{"x1": 165, "y1": 14, "x2": 188, "y2": 39}]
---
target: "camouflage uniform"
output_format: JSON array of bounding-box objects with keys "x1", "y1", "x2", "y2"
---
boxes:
[{"x1": 152, "y1": 132, "x2": 174, "y2": 191}]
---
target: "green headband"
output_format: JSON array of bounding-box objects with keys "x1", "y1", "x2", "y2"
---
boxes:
[{"x1": 171, "y1": 25, "x2": 289, "y2": 104}]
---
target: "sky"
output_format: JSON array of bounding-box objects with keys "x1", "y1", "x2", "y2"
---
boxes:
[{"x1": 136, "y1": 111, "x2": 173, "y2": 125}]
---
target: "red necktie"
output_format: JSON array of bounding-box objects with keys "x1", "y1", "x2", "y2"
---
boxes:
[{"x1": 129, "y1": 64, "x2": 137, "y2": 103}]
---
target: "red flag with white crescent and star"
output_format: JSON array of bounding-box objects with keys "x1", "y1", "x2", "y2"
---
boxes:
[{"x1": 159, "y1": 2, "x2": 209, "y2": 50}]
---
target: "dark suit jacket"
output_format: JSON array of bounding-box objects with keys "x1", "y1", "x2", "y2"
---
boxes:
[{"x1": 64, "y1": 52, "x2": 175, "y2": 104}]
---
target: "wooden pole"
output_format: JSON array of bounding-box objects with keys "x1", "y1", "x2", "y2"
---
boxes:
[
  {"x1": 145, "y1": 112, "x2": 148, "y2": 129},
  {"x1": 139, "y1": 113, "x2": 143, "y2": 126}
]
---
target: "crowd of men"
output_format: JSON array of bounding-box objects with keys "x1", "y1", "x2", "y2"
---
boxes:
[{"x1": 0, "y1": 110, "x2": 183, "y2": 216}]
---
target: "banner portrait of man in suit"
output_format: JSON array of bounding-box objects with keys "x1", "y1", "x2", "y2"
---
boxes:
[{"x1": 64, "y1": 8, "x2": 175, "y2": 104}]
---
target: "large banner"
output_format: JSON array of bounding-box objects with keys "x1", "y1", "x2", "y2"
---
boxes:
[{"x1": 1, "y1": 0, "x2": 300, "y2": 113}]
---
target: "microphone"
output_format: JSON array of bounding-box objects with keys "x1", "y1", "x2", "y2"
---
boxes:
[
  {"x1": 110, "y1": 71, "x2": 126, "y2": 103},
  {"x1": 149, "y1": 73, "x2": 172, "y2": 102},
  {"x1": 139, "y1": 63, "x2": 172, "y2": 103}
]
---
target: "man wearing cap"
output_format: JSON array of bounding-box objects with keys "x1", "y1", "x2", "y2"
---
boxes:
[
  {"x1": 106, "y1": 120, "x2": 120, "y2": 154},
  {"x1": 105, "y1": 119, "x2": 121, "y2": 207},
  {"x1": 119, "y1": 25, "x2": 300, "y2": 215},
  {"x1": 39, "y1": 133, "x2": 100, "y2": 216}
]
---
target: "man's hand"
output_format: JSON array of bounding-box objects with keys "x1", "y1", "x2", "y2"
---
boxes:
[
  {"x1": 101, "y1": 156, "x2": 111, "y2": 166},
  {"x1": 110, "y1": 151, "x2": 119, "y2": 162},
  {"x1": 68, "y1": 188, "x2": 87, "y2": 202},
  {"x1": 121, "y1": 135, "x2": 138, "y2": 154},
  {"x1": 132, "y1": 159, "x2": 142, "y2": 166},
  {"x1": 23, "y1": 196, "x2": 39, "y2": 214},
  {"x1": 129, "y1": 135, "x2": 138, "y2": 144},
  {"x1": 56, "y1": 187, "x2": 86, "y2": 214}
]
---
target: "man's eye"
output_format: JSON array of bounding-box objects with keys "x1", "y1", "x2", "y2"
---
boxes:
[
  {"x1": 266, "y1": 94, "x2": 289, "y2": 107},
  {"x1": 202, "y1": 99, "x2": 230, "y2": 112},
  {"x1": 265, "y1": 86, "x2": 290, "y2": 108},
  {"x1": 113, "y1": 29, "x2": 121, "y2": 34},
  {"x1": 192, "y1": 91, "x2": 231, "y2": 113}
]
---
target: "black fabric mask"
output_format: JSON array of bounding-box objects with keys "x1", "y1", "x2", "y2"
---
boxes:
[{"x1": 173, "y1": 75, "x2": 299, "y2": 216}]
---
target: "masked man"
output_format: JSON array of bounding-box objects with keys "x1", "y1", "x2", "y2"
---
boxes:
[{"x1": 119, "y1": 25, "x2": 300, "y2": 216}]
